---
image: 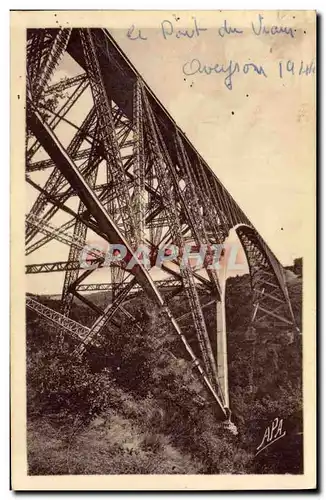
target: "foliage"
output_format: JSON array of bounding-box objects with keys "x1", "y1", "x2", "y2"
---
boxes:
[
  {"x1": 27, "y1": 338, "x2": 113, "y2": 426},
  {"x1": 26, "y1": 272, "x2": 302, "y2": 475}
]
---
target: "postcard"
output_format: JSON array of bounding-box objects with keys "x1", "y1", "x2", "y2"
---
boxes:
[{"x1": 11, "y1": 10, "x2": 316, "y2": 490}]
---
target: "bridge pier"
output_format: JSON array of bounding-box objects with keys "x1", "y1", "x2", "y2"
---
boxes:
[{"x1": 25, "y1": 27, "x2": 299, "y2": 430}]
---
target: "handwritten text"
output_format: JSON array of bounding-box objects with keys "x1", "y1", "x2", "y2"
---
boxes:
[{"x1": 182, "y1": 58, "x2": 267, "y2": 90}]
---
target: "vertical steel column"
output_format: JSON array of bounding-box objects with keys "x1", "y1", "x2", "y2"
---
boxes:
[
  {"x1": 133, "y1": 79, "x2": 146, "y2": 245},
  {"x1": 141, "y1": 84, "x2": 222, "y2": 396},
  {"x1": 79, "y1": 29, "x2": 136, "y2": 244}
]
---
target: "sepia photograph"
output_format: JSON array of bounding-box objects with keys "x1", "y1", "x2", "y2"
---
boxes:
[{"x1": 11, "y1": 10, "x2": 316, "y2": 490}]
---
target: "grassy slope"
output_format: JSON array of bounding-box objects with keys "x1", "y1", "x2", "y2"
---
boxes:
[{"x1": 26, "y1": 273, "x2": 302, "y2": 475}]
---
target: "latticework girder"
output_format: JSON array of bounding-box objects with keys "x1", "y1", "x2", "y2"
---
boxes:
[
  {"x1": 79, "y1": 28, "x2": 137, "y2": 244},
  {"x1": 44, "y1": 73, "x2": 87, "y2": 95},
  {"x1": 141, "y1": 83, "x2": 221, "y2": 393},
  {"x1": 61, "y1": 125, "x2": 101, "y2": 317},
  {"x1": 27, "y1": 76, "x2": 89, "y2": 162},
  {"x1": 25, "y1": 27, "x2": 299, "y2": 423},
  {"x1": 26, "y1": 260, "x2": 103, "y2": 274},
  {"x1": 236, "y1": 225, "x2": 297, "y2": 331},
  {"x1": 26, "y1": 296, "x2": 90, "y2": 341},
  {"x1": 27, "y1": 28, "x2": 72, "y2": 104},
  {"x1": 26, "y1": 107, "x2": 98, "y2": 243}
]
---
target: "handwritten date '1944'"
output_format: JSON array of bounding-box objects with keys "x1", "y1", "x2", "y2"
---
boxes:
[
  {"x1": 125, "y1": 14, "x2": 314, "y2": 91},
  {"x1": 182, "y1": 58, "x2": 315, "y2": 90}
]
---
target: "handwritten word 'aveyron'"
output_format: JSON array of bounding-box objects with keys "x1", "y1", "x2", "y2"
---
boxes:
[{"x1": 126, "y1": 14, "x2": 315, "y2": 90}]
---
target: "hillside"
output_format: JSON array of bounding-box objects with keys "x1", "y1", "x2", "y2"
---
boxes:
[{"x1": 26, "y1": 273, "x2": 303, "y2": 475}]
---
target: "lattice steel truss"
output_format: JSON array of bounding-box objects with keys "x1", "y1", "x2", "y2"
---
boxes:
[{"x1": 25, "y1": 27, "x2": 298, "y2": 422}]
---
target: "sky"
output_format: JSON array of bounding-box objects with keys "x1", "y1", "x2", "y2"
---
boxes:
[{"x1": 26, "y1": 11, "x2": 316, "y2": 294}]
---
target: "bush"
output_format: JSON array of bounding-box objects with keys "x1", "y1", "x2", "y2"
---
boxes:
[
  {"x1": 27, "y1": 335, "x2": 114, "y2": 425},
  {"x1": 26, "y1": 271, "x2": 302, "y2": 475}
]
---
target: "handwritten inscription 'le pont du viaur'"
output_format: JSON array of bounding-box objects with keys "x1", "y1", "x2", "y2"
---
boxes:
[{"x1": 126, "y1": 14, "x2": 315, "y2": 91}]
